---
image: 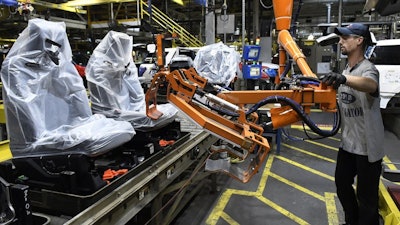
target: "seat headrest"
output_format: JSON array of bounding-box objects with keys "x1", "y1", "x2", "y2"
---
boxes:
[
  {"x1": 94, "y1": 31, "x2": 133, "y2": 66},
  {"x1": 6, "y1": 18, "x2": 72, "y2": 61}
]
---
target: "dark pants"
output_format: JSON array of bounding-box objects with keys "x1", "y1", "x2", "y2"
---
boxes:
[{"x1": 335, "y1": 148, "x2": 382, "y2": 225}]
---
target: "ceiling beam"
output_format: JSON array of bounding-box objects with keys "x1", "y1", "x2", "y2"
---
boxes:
[
  {"x1": 18, "y1": 0, "x2": 87, "y2": 14},
  {"x1": 30, "y1": 14, "x2": 87, "y2": 29},
  {"x1": 62, "y1": 0, "x2": 136, "y2": 7}
]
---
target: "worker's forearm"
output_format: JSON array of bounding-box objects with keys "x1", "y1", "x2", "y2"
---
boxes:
[{"x1": 344, "y1": 75, "x2": 378, "y2": 93}]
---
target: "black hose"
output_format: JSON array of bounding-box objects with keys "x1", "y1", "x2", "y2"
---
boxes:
[
  {"x1": 279, "y1": 60, "x2": 292, "y2": 80},
  {"x1": 276, "y1": 75, "x2": 321, "y2": 90},
  {"x1": 297, "y1": 76, "x2": 320, "y2": 83},
  {"x1": 290, "y1": 0, "x2": 303, "y2": 35},
  {"x1": 246, "y1": 95, "x2": 340, "y2": 137}
]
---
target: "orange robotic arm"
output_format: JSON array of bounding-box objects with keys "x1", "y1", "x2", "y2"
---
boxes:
[
  {"x1": 145, "y1": 68, "x2": 337, "y2": 183},
  {"x1": 145, "y1": 0, "x2": 338, "y2": 183},
  {"x1": 146, "y1": 68, "x2": 270, "y2": 183}
]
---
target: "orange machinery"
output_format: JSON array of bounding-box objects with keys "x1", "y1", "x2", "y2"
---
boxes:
[{"x1": 146, "y1": 0, "x2": 338, "y2": 183}]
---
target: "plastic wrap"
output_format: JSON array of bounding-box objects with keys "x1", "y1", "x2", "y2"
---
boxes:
[
  {"x1": 86, "y1": 31, "x2": 178, "y2": 131},
  {"x1": 193, "y1": 42, "x2": 241, "y2": 86},
  {"x1": 0, "y1": 19, "x2": 135, "y2": 158}
]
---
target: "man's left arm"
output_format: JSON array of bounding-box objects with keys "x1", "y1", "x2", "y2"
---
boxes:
[{"x1": 343, "y1": 75, "x2": 378, "y2": 94}]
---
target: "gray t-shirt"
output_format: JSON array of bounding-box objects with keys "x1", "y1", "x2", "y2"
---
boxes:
[{"x1": 338, "y1": 59, "x2": 384, "y2": 162}]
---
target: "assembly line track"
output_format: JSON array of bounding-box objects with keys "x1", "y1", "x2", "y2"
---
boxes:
[{"x1": 63, "y1": 131, "x2": 218, "y2": 225}]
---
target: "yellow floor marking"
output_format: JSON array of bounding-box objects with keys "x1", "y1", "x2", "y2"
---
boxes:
[
  {"x1": 290, "y1": 124, "x2": 335, "y2": 131},
  {"x1": 257, "y1": 195, "x2": 310, "y2": 224},
  {"x1": 311, "y1": 109, "x2": 323, "y2": 112},
  {"x1": 206, "y1": 143, "x2": 335, "y2": 224},
  {"x1": 383, "y1": 156, "x2": 398, "y2": 170},
  {"x1": 303, "y1": 139, "x2": 339, "y2": 151},
  {"x1": 284, "y1": 133, "x2": 340, "y2": 151},
  {"x1": 327, "y1": 136, "x2": 341, "y2": 142},
  {"x1": 290, "y1": 124, "x2": 334, "y2": 130},
  {"x1": 206, "y1": 154, "x2": 312, "y2": 225},
  {"x1": 288, "y1": 126, "x2": 341, "y2": 141},
  {"x1": 220, "y1": 211, "x2": 240, "y2": 225},
  {"x1": 269, "y1": 172, "x2": 325, "y2": 201},
  {"x1": 257, "y1": 154, "x2": 274, "y2": 194},
  {"x1": 275, "y1": 155, "x2": 335, "y2": 181},
  {"x1": 207, "y1": 156, "x2": 276, "y2": 224},
  {"x1": 206, "y1": 190, "x2": 233, "y2": 225},
  {"x1": 206, "y1": 188, "x2": 310, "y2": 225},
  {"x1": 283, "y1": 143, "x2": 336, "y2": 163},
  {"x1": 325, "y1": 192, "x2": 340, "y2": 225}
]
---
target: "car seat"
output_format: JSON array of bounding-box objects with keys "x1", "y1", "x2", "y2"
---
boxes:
[
  {"x1": 86, "y1": 31, "x2": 178, "y2": 132},
  {"x1": 0, "y1": 19, "x2": 135, "y2": 194}
]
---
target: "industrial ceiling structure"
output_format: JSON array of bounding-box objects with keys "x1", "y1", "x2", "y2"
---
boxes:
[{"x1": 0, "y1": 0, "x2": 399, "y2": 51}]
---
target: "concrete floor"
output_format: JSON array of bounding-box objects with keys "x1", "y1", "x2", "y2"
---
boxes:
[{"x1": 173, "y1": 111, "x2": 400, "y2": 225}]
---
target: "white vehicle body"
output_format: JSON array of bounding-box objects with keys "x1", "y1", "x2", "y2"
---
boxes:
[
  {"x1": 370, "y1": 39, "x2": 400, "y2": 109},
  {"x1": 138, "y1": 47, "x2": 200, "y2": 85}
]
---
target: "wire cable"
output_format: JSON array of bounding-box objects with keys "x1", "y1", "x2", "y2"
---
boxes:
[
  {"x1": 246, "y1": 96, "x2": 340, "y2": 137},
  {"x1": 259, "y1": 0, "x2": 272, "y2": 9}
]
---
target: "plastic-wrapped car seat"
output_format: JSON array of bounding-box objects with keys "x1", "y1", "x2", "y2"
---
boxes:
[
  {"x1": 193, "y1": 41, "x2": 241, "y2": 87},
  {"x1": 86, "y1": 31, "x2": 178, "y2": 131},
  {"x1": 0, "y1": 19, "x2": 135, "y2": 194}
]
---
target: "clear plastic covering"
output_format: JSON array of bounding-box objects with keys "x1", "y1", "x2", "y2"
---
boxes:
[
  {"x1": 193, "y1": 42, "x2": 241, "y2": 86},
  {"x1": 86, "y1": 31, "x2": 178, "y2": 131},
  {"x1": 0, "y1": 19, "x2": 135, "y2": 158}
]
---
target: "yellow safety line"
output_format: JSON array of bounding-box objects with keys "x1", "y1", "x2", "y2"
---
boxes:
[
  {"x1": 289, "y1": 126, "x2": 341, "y2": 141},
  {"x1": 205, "y1": 188, "x2": 256, "y2": 225},
  {"x1": 328, "y1": 136, "x2": 341, "y2": 141},
  {"x1": 257, "y1": 195, "x2": 310, "y2": 224},
  {"x1": 283, "y1": 143, "x2": 336, "y2": 163},
  {"x1": 207, "y1": 189, "x2": 311, "y2": 225},
  {"x1": 290, "y1": 124, "x2": 335, "y2": 131},
  {"x1": 207, "y1": 155, "x2": 310, "y2": 225},
  {"x1": 275, "y1": 155, "x2": 335, "y2": 181},
  {"x1": 269, "y1": 172, "x2": 325, "y2": 201},
  {"x1": 206, "y1": 143, "x2": 336, "y2": 224},
  {"x1": 325, "y1": 192, "x2": 340, "y2": 225},
  {"x1": 310, "y1": 109, "x2": 323, "y2": 112},
  {"x1": 257, "y1": 154, "x2": 274, "y2": 193},
  {"x1": 303, "y1": 139, "x2": 339, "y2": 151},
  {"x1": 220, "y1": 212, "x2": 240, "y2": 225},
  {"x1": 206, "y1": 190, "x2": 233, "y2": 225},
  {"x1": 383, "y1": 156, "x2": 398, "y2": 170}
]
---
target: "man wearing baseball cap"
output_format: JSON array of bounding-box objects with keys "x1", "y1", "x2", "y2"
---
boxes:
[{"x1": 320, "y1": 23, "x2": 384, "y2": 225}]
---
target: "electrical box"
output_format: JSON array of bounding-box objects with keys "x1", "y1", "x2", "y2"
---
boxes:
[
  {"x1": 243, "y1": 45, "x2": 261, "y2": 61},
  {"x1": 242, "y1": 45, "x2": 262, "y2": 79},
  {"x1": 243, "y1": 64, "x2": 262, "y2": 79}
]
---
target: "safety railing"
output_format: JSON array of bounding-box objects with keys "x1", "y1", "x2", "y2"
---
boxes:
[{"x1": 139, "y1": 0, "x2": 203, "y2": 47}]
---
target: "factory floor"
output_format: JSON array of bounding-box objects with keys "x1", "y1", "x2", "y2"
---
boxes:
[{"x1": 173, "y1": 111, "x2": 400, "y2": 225}]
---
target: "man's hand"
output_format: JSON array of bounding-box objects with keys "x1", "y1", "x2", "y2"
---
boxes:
[{"x1": 319, "y1": 72, "x2": 347, "y2": 89}]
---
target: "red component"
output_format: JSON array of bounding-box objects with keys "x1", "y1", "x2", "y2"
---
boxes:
[
  {"x1": 102, "y1": 169, "x2": 129, "y2": 181},
  {"x1": 159, "y1": 139, "x2": 175, "y2": 147},
  {"x1": 74, "y1": 64, "x2": 86, "y2": 77},
  {"x1": 388, "y1": 186, "x2": 400, "y2": 209}
]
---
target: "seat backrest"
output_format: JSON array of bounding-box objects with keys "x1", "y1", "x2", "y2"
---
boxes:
[
  {"x1": 0, "y1": 19, "x2": 124, "y2": 156},
  {"x1": 86, "y1": 31, "x2": 145, "y2": 115},
  {"x1": 86, "y1": 31, "x2": 178, "y2": 131}
]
